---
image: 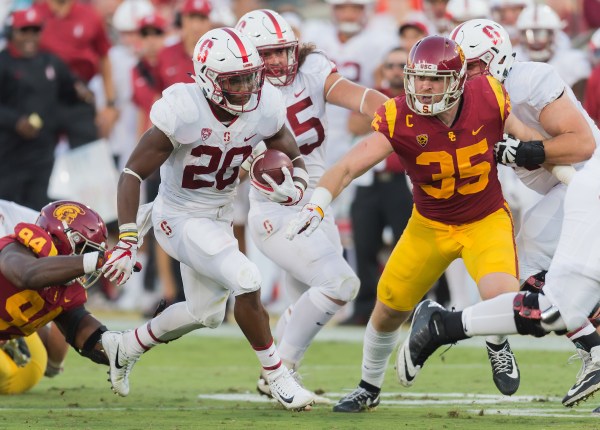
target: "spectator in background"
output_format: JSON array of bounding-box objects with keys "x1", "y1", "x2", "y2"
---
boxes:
[
  {"x1": 34, "y1": 0, "x2": 118, "y2": 145},
  {"x1": 516, "y1": 4, "x2": 591, "y2": 102},
  {"x1": 585, "y1": 28, "x2": 600, "y2": 126},
  {"x1": 0, "y1": 9, "x2": 91, "y2": 209},
  {"x1": 490, "y1": 0, "x2": 533, "y2": 45},
  {"x1": 446, "y1": 0, "x2": 490, "y2": 26},
  {"x1": 344, "y1": 47, "x2": 412, "y2": 325},
  {"x1": 155, "y1": 0, "x2": 213, "y2": 91},
  {"x1": 421, "y1": 0, "x2": 451, "y2": 35},
  {"x1": 398, "y1": 20, "x2": 428, "y2": 52}
]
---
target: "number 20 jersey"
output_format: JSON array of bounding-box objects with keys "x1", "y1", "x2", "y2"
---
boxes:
[
  {"x1": 372, "y1": 75, "x2": 511, "y2": 225},
  {"x1": 150, "y1": 82, "x2": 286, "y2": 211}
]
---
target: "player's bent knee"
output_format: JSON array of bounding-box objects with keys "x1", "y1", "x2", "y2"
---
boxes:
[
  {"x1": 330, "y1": 275, "x2": 360, "y2": 303},
  {"x1": 235, "y1": 261, "x2": 262, "y2": 294}
]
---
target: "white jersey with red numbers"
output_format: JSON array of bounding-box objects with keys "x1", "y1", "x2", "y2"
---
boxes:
[
  {"x1": 301, "y1": 22, "x2": 396, "y2": 166},
  {"x1": 503, "y1": 61, "x2": 600, "y2": 299},
  {"x1": 247, "y1": 51, "x2": 359, "y2": 303},
  {"x1": 0, "y1": 200, "x2": 38, "y2": 237},
  {"x1": 150, "y1": 82, "x2": 285, "y2": 212}
]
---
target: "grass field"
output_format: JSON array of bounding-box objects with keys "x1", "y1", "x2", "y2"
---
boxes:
[{"x1": 3, "y1": 321, "x2": 600, "y2": 430}]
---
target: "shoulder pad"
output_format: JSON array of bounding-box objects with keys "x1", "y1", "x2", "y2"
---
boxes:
[{"x1": 150, "y1": 84, "x2": 203, "y2": 144}]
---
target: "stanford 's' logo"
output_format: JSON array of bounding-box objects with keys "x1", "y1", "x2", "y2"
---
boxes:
[{"x1": 196, "y1": 39, "x2": 214, "y2": 63}]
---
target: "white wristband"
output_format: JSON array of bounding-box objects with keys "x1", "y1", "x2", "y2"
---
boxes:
[
  {"x1": 83, "y1": 251, "x2": 100, "y2": 274},
  {"x1": 309, "y1": 187, "x2": 333, "y2": 211}
]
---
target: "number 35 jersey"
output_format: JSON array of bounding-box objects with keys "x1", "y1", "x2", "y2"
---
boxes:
[
  {"x1": 372, "y1": 75, "x2": 511, "y2": 225},
  {"x1": 150, "y1": 82, "x2": 286, "y2": 211}
]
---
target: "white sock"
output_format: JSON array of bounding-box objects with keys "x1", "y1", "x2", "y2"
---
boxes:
[
  {"x1": 274, "y1": 304, "x2": 293, "y2": 345},
  {"x1": 361, "y1": 321, "x2": 401, "y2": 389},
  {"x1": 278, "y1": 289, "x2": 342, "y2": 368},
  {"x1": 253, "y1": 338, "x2": 282, "y2": 372},
  {"x1": 462, "y1": 293, "x2": 519, "y2": 337}
]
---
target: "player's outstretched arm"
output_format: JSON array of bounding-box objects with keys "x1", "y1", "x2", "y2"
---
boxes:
[{"x1": 324, "y1": 72, "x2": 388, "y2": 118}]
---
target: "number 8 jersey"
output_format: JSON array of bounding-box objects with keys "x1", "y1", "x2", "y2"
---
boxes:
[
  {"x1": 150, "y1": 82, "x2": 286, "y2": 211},
  {"x1": 373, "y1": 75, "x2": 511, "y2": 224}
]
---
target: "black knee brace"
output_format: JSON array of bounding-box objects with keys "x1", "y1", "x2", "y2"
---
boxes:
[
  {"x1": 54, "y1": 307, "x2": 108, "y2": 365},
  {"x1": 79, "y1": 326, "x2": 108, "y2": 365},
  {"x1": 513, "y1": 292, "x2": 547, "y2": 337}
]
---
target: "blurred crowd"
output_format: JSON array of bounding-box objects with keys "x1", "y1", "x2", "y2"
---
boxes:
[{"x1": 1, "y1": 0, "x2": 599, "y2": 322}]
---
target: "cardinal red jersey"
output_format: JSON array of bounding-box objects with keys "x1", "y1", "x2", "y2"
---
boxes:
[
  {"x1": 0, "y1": 224, "x2": 87, "y2": 340},
  {"x1": 372, "y1": 75, "x2": 511, "y2": 225},
  {"x1": 155, "y1": 41, "x2": 194, "y2": 91}
]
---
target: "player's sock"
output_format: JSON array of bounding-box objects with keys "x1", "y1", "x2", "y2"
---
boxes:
[
  {"x1": 274, "y1": 304, "x2": 293, "y2": 345},
  {"x1": 361, "y1": 320, "x2": 401, "y2": 388},
  {"x1": 253, "y1": 338, "x2": 282, "y2": 371},
  {"x1": 278, "y1": 289, "x2": 343, "y2": 367},
  {"x1": 485, "y1": 335, "x2": 508, "y2": 345},
  {"x1": 462, "y1": 293, "x2": 519, "y2": 336},
  {"x1": 568, "y1": 323, "x2": 600, "y2": 352}
]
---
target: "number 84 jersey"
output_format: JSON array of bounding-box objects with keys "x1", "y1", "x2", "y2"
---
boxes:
[
  {"x1": 150, "y1": 82, "x2": 286, "y2": 211},
  {"x1": 372, "y1": 75, "x2": 510, "y2": 225}
]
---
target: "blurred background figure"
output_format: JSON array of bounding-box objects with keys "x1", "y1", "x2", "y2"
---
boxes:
[
  {"x1": 155, "y1": 0, "x2": 213, "y2": 91},
  {"x1": 516, "y1": 4, "x2": 591, "y2": 102},
  {"x1": 421, "y1": 0, "x2": 451, "y2": 35},
  {"x1": 585, "y1": 28, "x2": 600, "y2": 127},
  {"x1": 345, "y1": 46, "x2": 413, "y2": 325},
  {"x1": 0, "y1": 9, "x2": 90, "y2": 210},
  {"x1": 398, "y1": 20, "x2": 428, "y2": 52},
  {"x1": 446, "y1": 0, "x2": 490, "y2": 26},
  {"x1": 490, "y1": 0, "x2": 532, "y2": 45}
]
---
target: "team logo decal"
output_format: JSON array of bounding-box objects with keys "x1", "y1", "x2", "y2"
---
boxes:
[
  {"x1": 416, "y1": 134, "x2": 429, "y2": 147},
  {"x1": 53, "y1": 204, "x2": 85, "y2": 224},
  {"x1": 201, "y1": 128, "x2": 212, "y2": 141},
  {"x1": 456, "y1": 45, "x2": 465, "y2": 64},
  {"x1": 196, "y1": 39, "x2": 214, "y2": 64}
]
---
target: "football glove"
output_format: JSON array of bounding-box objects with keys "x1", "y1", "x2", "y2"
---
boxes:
[
  {"x1": 102, "y1": 238, "x2": 138, "y2": 286},
  {"x1": 285, "y1": 203, "x2": 325, "y2": 240},
  {"x1": 494, "y1": 134, "x2": 545, "y2": 170},
  {"x1": 241, "y1": 141, "x2": 267, "y2": 172},
  {"x1": 0, "y1": 338, "x2": 31, "y2": 367},
  {"x1": 253, "y1": 166, "x2": 304, "y2": 206}
]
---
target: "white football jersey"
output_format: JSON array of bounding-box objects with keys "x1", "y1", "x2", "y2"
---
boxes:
[
  {"x1": 250, "y1": 51, "x2": 334, "y2": 206},
  {"x1": 0, "y1": 200, "x2": 39, "y2": 237},
  {"x1": 301, "y1": 22, "x2": 396, "y2": 165},
  {"x1": 504, "y1": 61, "x2": 600, "y2": 194},
  {"x1": 150, "y1": 82, "x2": 286, "y2": 211}
]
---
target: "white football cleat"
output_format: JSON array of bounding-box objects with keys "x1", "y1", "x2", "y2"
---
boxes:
[
  {"x1": 258, "y1": 369, "x2": 332, "y2": 405},
  {"x1": 266, "y1": 365, "x2": 315, "y2": 410},
  {"x1": 102, "y1": 330, "x2": 140, "y2": 397}
]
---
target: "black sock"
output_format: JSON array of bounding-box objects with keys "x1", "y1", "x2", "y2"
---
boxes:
[
  {"x1": 440, "y1": 311, "x2": 469, "y2": 342},
  {"x1": 358, "y1": 379, "x2": 380, "y2": 394},
  {"x1": 572, "y1": 330, "x2": 600, "y2": 352}
]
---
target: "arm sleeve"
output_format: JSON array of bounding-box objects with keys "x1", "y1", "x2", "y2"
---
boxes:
[{"x1": 527, "y1": 63, "x2": 566, "y2": 115}]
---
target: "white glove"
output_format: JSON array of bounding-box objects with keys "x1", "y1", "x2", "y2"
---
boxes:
[
  {"x1": 253, "y1": 166, "x2": 304, "y2": 206},
  {"x1": 494, "y1": 133, "x2": 520, "y2": 166},
  {"x1": 241, "y1": 141, "x2": 267, "y2": 172},
  {"x1": 102, "y1": 238, "x2": 138, "y2": 286},
  {"x1": 285, "y1": 203, "x2": 325, "y2": 240}
]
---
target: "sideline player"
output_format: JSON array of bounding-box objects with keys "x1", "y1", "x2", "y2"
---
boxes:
[
  {"x1": 99, "y1": 28, "x2": 314, "y2": 411},
  {"x1": 236, "y1": 9, "x2": 388, "y2": 401},
  {"x1": 287, "y1": 35, "x2": 546, "y2": 412}
]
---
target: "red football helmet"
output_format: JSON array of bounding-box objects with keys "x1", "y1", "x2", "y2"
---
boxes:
[
  {"x1": 36, "y1": 201, "x2": 107, "y2": 288},
  {"x1": 404, "y1": 36, "x2": 467, "y2": 116}
]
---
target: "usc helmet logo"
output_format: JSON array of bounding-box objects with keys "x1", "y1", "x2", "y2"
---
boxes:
[{"x1": 53, "y1": 204, "x2": 85, "y2": 225}]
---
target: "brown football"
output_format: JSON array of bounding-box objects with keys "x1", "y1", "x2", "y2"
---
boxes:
[{"x1": 251, "y1": 149, "x2": 293, "y2": 186}]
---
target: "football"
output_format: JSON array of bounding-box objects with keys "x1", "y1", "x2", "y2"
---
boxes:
[{"x1": 251, "y1": 149, "x2": 293, "y2": 186}]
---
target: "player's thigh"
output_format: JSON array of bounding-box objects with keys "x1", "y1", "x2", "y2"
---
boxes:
[
  {"x1": 461, "y1": 206, "x2": 519, "y2": 290},
  {"x1": 179, "y1": 264, "x2": 230, "y2": 328},
  {"x1": 249, "y1": 207, "x2": 358, "y2": 302},
  {"x1": 517, "y1": 184, "x2": 566, "y2": 280},
  {"x1": 0, "y1": 333, "x2": 46, "y2": 394},
  {"x1": 377, "y1": 214, "x2": 455, "y2": 312}
]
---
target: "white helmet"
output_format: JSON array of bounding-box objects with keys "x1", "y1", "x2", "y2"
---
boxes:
[
  {"x1": 447, "y1": 0, "x2": 491, "y2": 23},
  {"x1": 516, "y1": 4, "x2": 564, "y2": 62},
  {"x1": 192, "y1": 28, "x2": 265, "y2": 115},
  {"x1": 112, "y1": 0, "x2": 154, "y2": 32},
  {"x1": 236, "y1": 9, "x2": 298, "y2": 87},
  {"x1": 326, "y1": 0, "x2": 373, "y2": 35},
  {"x1": 491, "y1": 0, "x2": 533, "y2": 8},
  {"x1": 450, "y1": 19, "x2": 514, "y2": 82}
]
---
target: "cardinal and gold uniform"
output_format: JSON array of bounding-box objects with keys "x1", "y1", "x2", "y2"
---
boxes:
[{"x1": 373, "y1": 76, "x2": 518, "y2": 311}]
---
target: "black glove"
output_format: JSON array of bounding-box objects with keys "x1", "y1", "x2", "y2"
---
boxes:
[{"x1": 495, "y1": 134, "x2": 545, "y2": 170}]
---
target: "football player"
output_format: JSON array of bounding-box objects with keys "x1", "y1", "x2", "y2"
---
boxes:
[
  {"x1": 236, "y1": 9, "x2": 388, "y2": 403},
  {"x1": 396, "y1": 19, "x2": 600, "y2": 408},
  {"x1": 99, "y1": 27, "x2": 315, "y2": 411},
  {"x1": 287, "y1": 35, "x2": 545, "y2": 412},
  {"x1": 0, "y1": 200, "x2": 114, "y2": 393}
]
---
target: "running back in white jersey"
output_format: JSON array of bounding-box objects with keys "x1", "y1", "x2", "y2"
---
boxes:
[
  {"x1": 150, "y1": 82, "x2": 286, "y2": 211},
  {"x1": 0, "y1": 200, "x2": 39, "y2": 237},
  {"x1": 250, "y1": 51, "x2": 335, "y2": 205},
  {"x1": 505, "y1": 61, "x2": 600, "y2": 194}
]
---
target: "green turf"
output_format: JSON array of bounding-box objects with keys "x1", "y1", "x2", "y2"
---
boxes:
[{"x1": 2, "y1": 334, "x2": 600, "y2": 430}]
